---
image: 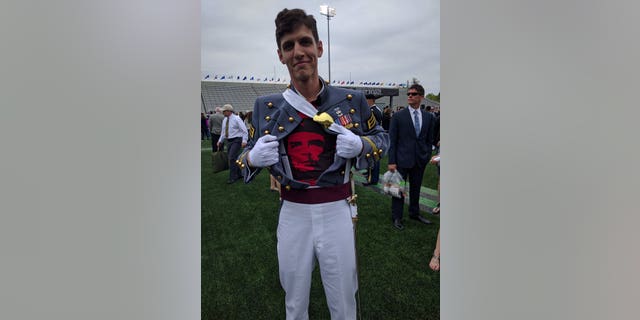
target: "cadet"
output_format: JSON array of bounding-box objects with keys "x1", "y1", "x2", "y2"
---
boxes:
[{"x1": 236, "y1": 8, "x2": 388, "y2": 320}]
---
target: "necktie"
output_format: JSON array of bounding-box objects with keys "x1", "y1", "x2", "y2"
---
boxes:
[
  {"x1": 225, "y1": 117, "x2": 230, "y2": 138},
  {"x1": 414, "y1": 110, "x2": 421, "y2": 136}
]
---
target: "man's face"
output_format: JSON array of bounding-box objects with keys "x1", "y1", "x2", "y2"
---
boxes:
[
  {"x1": 407, "y1": 89, "x2": 423, "y2": 108},
  {"x1": 223, "y1": 110, "x2": 231, "y2": 117},
  {"x1": 277, "y1": 25, "x2": 323, "y2": 83}
]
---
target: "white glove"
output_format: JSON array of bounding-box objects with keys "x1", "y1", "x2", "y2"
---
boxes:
[
  {"x1": 247, "y1": 135, "x2": 279, "y2": 167},
  {"x1": 335, "y1": 126, "x2": 363, "y2": 158}
]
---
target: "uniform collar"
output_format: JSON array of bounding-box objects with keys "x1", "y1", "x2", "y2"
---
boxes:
[{"x1": 289, "y1": 78, "x2": 326, "y2": 105}]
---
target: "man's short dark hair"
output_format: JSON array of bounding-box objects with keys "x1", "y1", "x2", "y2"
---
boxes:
[
  {"x1": 408, "y1": 84, "x2": 425, "y2": 96},
  {"x1": 275, "y1": 8, "x2": 320, "y2": 50}
]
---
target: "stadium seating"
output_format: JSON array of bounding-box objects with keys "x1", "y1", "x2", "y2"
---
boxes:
[{"x1": 201, "y1": 81, "x2": 438, "y2": 113}]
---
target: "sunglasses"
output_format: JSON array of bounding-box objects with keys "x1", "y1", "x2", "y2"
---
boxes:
[{"x1": 407, "y1": 92, "x2": 421, "y2": 96}]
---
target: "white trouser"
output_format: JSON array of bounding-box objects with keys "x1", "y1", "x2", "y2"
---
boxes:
[{"x1": 278, "y1": 199, "x2": 358, "y2": 320}]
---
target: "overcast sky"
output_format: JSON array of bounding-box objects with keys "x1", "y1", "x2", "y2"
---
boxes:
[{"x1": 202, "y1": 0, "x2": 440, "y2": 94}]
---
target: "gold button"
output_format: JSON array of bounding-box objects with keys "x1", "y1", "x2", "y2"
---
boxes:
[
  {"x1": 288, "y1": 117, "x2": 294, "y2": 123},
  {"x1": 267, "y1": 102, "x2": 273, "y2": 108},
  {"x1": 340, "y1": 171, "x2": 345, "y2": 175},
  {"x1": 366, "y1": 153, "x2": 371, "y2": 158},
  {"x1": 240, "y1": 163, "x2": 245, "y2": 168},
  {"x1": 350, "y1": 108, "x2": 355, "y2": 114},
  {"x1": 265, "y1": 115, "x2": 271, "y2": 121},
  {"x1": 264, "y1": 130, "x2": 270, "y2": 134},
  {"x1": 354, "y1": 123, "x2": 359, "y2": 128},
  {"x1": 285, "y1": 185, "x2": 291, "y2": 191},
  {"x1": 346, "y1": 94, "x2": 353, "y2": 100},
  {"x1": 278, "y1": 126, "x2": 284, "y2": 132}
]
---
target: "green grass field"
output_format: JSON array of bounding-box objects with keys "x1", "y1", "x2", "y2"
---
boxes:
[{"x1": 202, "y1": 141, "x2": 440, "y2": 319}]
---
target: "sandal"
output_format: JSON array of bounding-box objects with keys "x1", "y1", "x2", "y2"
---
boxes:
[
  {"x1": 429, "y1": 254, "x2": 440, "y2": 271},
  {"x1": 431, "y1": 202, "x2": 440, "y2": 215}
]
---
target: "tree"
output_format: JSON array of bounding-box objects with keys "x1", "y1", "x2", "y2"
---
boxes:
[{"x1": 426, "y1": 92, "x2": 440, "y2": 102}]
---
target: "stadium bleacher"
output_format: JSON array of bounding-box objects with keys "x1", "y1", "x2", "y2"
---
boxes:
[{"x1": 201, "y1": 81, "x2": 438, "y2": 113}]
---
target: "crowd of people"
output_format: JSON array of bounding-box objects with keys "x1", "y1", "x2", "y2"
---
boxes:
[{"x1": 203, "y1": 7, "x2": 441, "y2": 319}]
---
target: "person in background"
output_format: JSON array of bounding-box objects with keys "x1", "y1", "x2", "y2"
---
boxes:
[
  {"x1": 244, "y1": 111, "x2": 253, "y2": 130},
  {"x1": 431, "y1": 114, "x2": 441, "y2": 215},
  {"x1": 236, "y1": 8, "x2": 388, "y2": 319},
  {"x1": 363, "y1": 94, "x2": 383, "y2": 186},
  {"x1": 217, "y1": 104, "x2": 248, "y2": 184},
  {"x1": 209, "y1": 107, "x2": 224, "y2": 152},
  {"x1": 429, "y1": 229, "x2": 440, "y2": 271},
  {"x1": 387, "y1": 84, "x2": 436, "y2": 230},
  {"x1": 428, "y1": 153, "x2": 440, "y2": 271},
  {"x1": 201, "y1": 113, "x2": 209, "y2": 140},
  {"x1": 382, "y1": 106, "x2": 392, "y2": 131}
]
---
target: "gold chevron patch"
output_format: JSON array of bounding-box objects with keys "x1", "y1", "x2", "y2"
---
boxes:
[
  {"x1": 367, "y1": 113, "x2": 377, "y2": 130},
  {"x1": 248, "y1": 125, "x2": 255, "y2": 139}
]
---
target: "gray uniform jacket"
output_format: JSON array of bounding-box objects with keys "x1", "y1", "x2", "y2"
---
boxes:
[{"x1": 237, "y1": 84, "x2": 389, "y2": 190}]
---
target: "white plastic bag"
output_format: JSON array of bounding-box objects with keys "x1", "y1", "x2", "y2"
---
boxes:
[{"x1": 381, "y1": 170, "x2": 406, "y2": 198}]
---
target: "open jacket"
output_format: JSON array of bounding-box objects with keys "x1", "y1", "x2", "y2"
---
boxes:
[{"x1": 237, "y1": 83, "x2": 389, "y2": 190}]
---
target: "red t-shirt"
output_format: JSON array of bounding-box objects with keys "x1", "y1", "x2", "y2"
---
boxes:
[{"x1": 285, "y1": 112, "x2": 336, "y2": 186}]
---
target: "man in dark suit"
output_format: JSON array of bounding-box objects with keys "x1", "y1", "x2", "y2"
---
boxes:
[{"x1": 387, "y1": 84, "x2": 436, "y2": 230}]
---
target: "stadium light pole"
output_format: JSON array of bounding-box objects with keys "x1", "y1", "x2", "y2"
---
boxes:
[{"x1": 319, "y1": 5, "x2": 336, "y2": 84}]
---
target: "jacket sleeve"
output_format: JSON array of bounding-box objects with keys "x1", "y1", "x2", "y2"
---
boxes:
[
  {"x1": 387, "y1": 111, "x2": 398, "y2": 165},
  {"x1": 425, "y1": 112, "x2": 436, "y2": 148},
  {"x1": 236, "y1": 100, "x2": 264, "y2": 183},
  {"x1": 353, "y1": 94, "x2": 389, "y2": 170}
]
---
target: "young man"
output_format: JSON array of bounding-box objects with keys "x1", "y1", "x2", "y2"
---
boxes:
[
  {"x1": 387, "y1": 84, "x2": 436, "y2": 230},
  {"x1": 216, "y1": 104, "x2": 247, "y2": 184},
  {"x1": 236, "y1": 8, "x2": 388, "y2": 319}
]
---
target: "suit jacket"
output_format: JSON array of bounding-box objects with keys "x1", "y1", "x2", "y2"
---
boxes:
[
  {"x1": 388, "y1": 107, "x2": 435, "y2": 169},
  {"x1": 238, "y1": 82, "x2": 389, "y2": 190}
]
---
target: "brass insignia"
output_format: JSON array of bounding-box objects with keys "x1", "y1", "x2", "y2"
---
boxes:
[
  {"x1": 367, "y1": 113, "x2": 376, "y2": 130},
  {"x1": 249, "y1": 125, "x2": 255, "y2": 139}
]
